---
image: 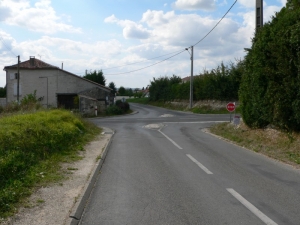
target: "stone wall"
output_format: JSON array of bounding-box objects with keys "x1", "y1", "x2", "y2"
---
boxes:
[{"x1": 79, "y1": 95, "x2": 106, "y2": 116}]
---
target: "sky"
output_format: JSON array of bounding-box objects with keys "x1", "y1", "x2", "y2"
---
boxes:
[{"x1": 0, "y1": 0, "x2": 287, "y2": 89}]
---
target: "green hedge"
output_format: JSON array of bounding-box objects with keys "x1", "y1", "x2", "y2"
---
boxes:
[{"x1": 239, "y1": 0, "x2": 300, "y2": 131}]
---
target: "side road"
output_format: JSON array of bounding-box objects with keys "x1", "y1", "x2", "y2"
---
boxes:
[{"x1": 2, "y1": 127, "x2": 114, "y2": 225}]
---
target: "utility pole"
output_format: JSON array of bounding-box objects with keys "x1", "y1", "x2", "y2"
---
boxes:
[
  {"x1": 189, "y1": 46, "x2": 194, "y2": 109},
  {"x1": 17, "y1": 55, "x2": 20, "y2": 103},
  {"x1": 256, "y1": 0, "x2": 263, "y2": 30}
]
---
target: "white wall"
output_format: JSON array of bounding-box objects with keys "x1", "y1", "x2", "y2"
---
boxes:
[{"x1": 5, "y1": 69, "x2": 109, "y2": 107}]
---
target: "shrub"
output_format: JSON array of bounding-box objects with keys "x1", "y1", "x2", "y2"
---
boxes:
[
  {"x1": 105, "y1": 105, "x2": 123, "y2": 115},
  {"x1": 106, "y1": 100, "x2": 130, "y2": 115}
]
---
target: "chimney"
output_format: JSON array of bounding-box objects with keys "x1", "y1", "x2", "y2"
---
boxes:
[{"x1": 30, "y1": 56, "x2": 35, "y2": 67}]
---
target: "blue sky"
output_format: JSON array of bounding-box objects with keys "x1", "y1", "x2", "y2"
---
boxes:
[{"x1": 0, "y1": 0, "x2": 287, "y2": 89}]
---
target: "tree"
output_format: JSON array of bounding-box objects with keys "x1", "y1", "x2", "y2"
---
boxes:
[
  {"x1": 118, "y1": 86, "x2": 126, "y2": 96},
  {"x1": 128, "y1": 88, "x2": 133, "y2": 97},
  {"x1": 0, "y1": 85, "x2": 6, "y2": 98},
  {"x1": 109, "y1": 82, "x2": 117, "y2": 95},
  {"x1": 239, "y1": 0, "x2": 300, "y2": 131},
  {"x1": 83, "y1": 70, "x2": 106, "y2": 86}
]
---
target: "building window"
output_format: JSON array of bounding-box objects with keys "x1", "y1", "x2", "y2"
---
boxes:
[{"x1": 10, "y1": 73, "x2": 19, "y2": 80}]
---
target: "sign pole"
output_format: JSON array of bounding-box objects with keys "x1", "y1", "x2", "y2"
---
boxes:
[{"x1": 226, "y1": 102, "x2": 236, "y2": 123}]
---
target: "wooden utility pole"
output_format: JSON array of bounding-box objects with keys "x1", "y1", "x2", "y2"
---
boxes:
[
  {"x1": 189, "y1": 46, "x2": 194, "y2": 109},
  {"x1": 17, "y1": 55, "x2": 20, "y2": 103}
]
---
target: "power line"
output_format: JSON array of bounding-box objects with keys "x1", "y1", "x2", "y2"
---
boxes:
[
  {"x1": 105, "y1": 49, "x2": 186, "y2": 75},
  {"x1": 192, "y1": 0, "x2": 238, "y2": 47},
  {"x1": 0, "y1": 35, "x2": 17, "y2": 57},
  {"x1": 102, "y1": 49, "x2": 186, "y2": 71},
  {"x1": 103, "y1": 0, "x2": 238, "y2": 76}
]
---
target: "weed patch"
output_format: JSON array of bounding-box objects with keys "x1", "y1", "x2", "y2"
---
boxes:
[
  {"x1": 210, "y1": 122, "x2": 300, "y2": 168},
  {"x1": 0, "y1": 109, "x2": 101, "y2": 218}
]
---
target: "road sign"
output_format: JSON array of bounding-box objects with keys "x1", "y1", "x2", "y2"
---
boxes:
[{"x1": 226, "y1": 102, "x2": 235, "y2": 112}]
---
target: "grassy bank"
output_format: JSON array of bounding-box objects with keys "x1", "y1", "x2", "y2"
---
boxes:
[
  {"x1": 0, "y1": 109, "x2": 101, "y2": 218},
  {"x1": 210, "y1": 122, "x2": 300, "y2": 168}
]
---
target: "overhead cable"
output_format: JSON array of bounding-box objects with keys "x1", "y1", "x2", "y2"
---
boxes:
[
  {"x1": 0, "y1": 35, "x2": 17, "y2": 57},
  {"x1": 104, "y1": 0, "x2": 238, "y2": 75},
  {"x1": 105, "y1": 49, "x2": 186, "y2": 75},
  {"x1": 192, "y1": 0, "x2": 238, "y2": 47},
  {"x1": 102, "y1": 49, "x2": 186, "y2": 71}
]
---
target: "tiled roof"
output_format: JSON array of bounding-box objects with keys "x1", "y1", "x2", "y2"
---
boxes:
[{"x1": 4, "y1": 57, "x2": 59, "y2": 70}]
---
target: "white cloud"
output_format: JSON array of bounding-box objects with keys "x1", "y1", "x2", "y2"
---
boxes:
[
  {"x1": 280, "y1": 0, "x2": 287, "y2": 6},
  {"x1": 0, "y1": 0, "x2": 81, "y2": 34},
  {"x1": 140, "y1": 10, "x2": 247, "y2": 51},
  {"x1": 239, "y1": 0, "x2": 287, "y2": 9},
  {"x1": 238, "y1": 0, "x2": 255, "y2": 8},
  {"x1": 0, "y1": 30, "x2": 18, "y2": 56},
  {"x1": 105, "y1": 15, "x2": 151, "y2": 40},
  {"x1": 0, "y1": 5, "x2": 12, "y2": 21},
  {"x1": 173, "y1": 0, "x2": 216, "y2": 11},
  {"x1": 264, "y1": 5, "x2": 282, "y2": 22}
]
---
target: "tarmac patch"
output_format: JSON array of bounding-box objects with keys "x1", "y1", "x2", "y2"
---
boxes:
[{"x1": 144, "y1": 123, "x2": 164, "y2": 130}]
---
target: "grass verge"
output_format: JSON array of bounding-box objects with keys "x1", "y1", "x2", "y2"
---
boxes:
[
  {"x1": 209, "y1": 122, "x2": 300, "y2": 168},
  {"x1": 0, "y1": 109, "x2": 101, "y2": 219}
]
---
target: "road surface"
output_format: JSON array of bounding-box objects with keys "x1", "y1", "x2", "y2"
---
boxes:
[{"x1": 79, "y1": 103, "x2": 300, "y2": 225}]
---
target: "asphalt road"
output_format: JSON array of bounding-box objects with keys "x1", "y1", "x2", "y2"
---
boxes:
[{"x1": 79, "y1": 103, "x2": 300, "y2": 225}]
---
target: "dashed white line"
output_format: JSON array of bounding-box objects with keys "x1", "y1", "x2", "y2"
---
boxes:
[
  {"x1": 158, "y1": 130, "x2": 183, "y2": 150},
  {"x1": 186, "y1": 154, "x2": 213, "y2": 174},
  {"x1": 226, "y1": 188, "x2": 278, "y2": 225}
]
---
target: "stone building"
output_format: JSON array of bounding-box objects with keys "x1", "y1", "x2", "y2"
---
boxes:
[{"x1": 3, "y1": 56, "x2": 113, "y2": 115}]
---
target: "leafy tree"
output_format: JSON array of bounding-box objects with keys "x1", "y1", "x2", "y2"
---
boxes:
[
  {"x1": 128, "y1": 88, "x2": 133, "y2": 97},
  {"x1": 0, "y1": 86, "x2": 6, "y2": 98},
  {"x1": 239, "y1": 0, "x2": 300, "y2": 131},
  {"x1": 118, "y1": 86, "x2": 126, "y2": 96},
  {"x1": 108, "y1": 82, "x2": 117, "y2": 95},
  {"x1": 149, "y1": 75, "x2": 182, "y2": 101},
  {"x1": 83, "y1": 70, "x2": 106, "y2": 86}
]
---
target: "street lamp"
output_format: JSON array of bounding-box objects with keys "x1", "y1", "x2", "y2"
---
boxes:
[
  {"x1": 186, "y1": 46, "x2": 194, "y2": 109},
  {"x1": 39, "y1": 76, "x2": 48, "y2": 108}
]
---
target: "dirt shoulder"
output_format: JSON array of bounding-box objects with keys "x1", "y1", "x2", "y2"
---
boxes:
[
  {"x1": 2, "y1": 128, "x2": 113, "y2": 225},
  {"x1": 209, "y1": 122, "x2": 300, "y2": 169}
]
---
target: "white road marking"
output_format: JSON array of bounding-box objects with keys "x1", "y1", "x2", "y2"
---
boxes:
[
  {"x1": 158, "y1": 130, "x2": 183, "y2": 150},
  {"x1": 186, "y1": 154, "x2": 213, "y2": 174},
  {"x1": 226, "y1": 188, "x2": 278, "y2": 225}
]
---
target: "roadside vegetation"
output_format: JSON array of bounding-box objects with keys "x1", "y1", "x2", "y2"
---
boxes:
[
  {"x1": 127, "y1": 97, "x2": 240, "y2": 114},
  {"x1": 210, "y1": 122, "x2": 300, "y2": 168},
  {"x1": 104, "y1": 100, "x2": 131, "y2": 116},
  {"x1": 0, "y1": 100, "x2": 101, "y2": 219}
]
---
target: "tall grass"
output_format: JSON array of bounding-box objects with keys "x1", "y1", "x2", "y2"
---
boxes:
[{"x1": 0, "y1": 109, "x2": 101, "y2": 218}]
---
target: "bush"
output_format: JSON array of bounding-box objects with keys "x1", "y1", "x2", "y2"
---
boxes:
[
  {"x1": 0, "y1": 91, "x2": 42, "y2": 114},
  {"x1": 105, "y1": 105, "x2": 123, "y2": 115},
  {"x1": 105, "y1": 100, "x2": 130, "y2": 115}
]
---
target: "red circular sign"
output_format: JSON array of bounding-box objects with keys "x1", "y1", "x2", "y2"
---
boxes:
[{"x1": 226, "y1": 102, "x2": 235, "y2": 112}]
